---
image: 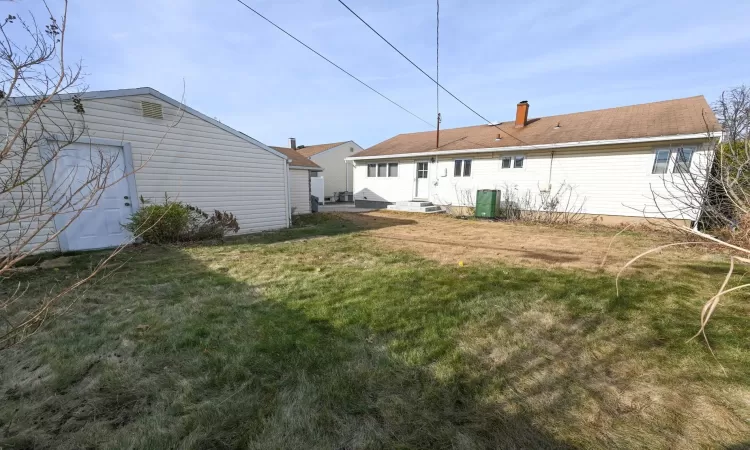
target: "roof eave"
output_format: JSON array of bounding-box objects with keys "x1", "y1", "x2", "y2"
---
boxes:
[
  {"x1": 346, "y1": 132, "x2": 722, "y2": 161},
  {"x1": 290, "y1": 165, "x2": 323, "y2": 171}
]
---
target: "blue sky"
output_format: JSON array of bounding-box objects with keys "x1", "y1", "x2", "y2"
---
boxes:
[{"x1": 6, "y1": 0, "x2": 750, "y2": 148}]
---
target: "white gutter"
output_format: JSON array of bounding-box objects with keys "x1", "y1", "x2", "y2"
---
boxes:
[{"x1": 346, "y1": 132, "x2": 721, "y2": 161}]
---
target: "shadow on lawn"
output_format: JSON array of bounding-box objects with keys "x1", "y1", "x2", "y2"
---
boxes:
[
  {"x1": 3, "y1": 227, "x2": 749, "y2": 449},
  {"x1": 225, "y1": 212, "x2": 417, "y2": 246},
  {"x1": 1, "y1": 248, "x2": 581, "y2": 449}
]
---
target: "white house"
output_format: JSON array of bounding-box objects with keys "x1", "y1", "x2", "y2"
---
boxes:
[
  {"x1": 348, "y1": 96, "x2": 722, "y2": 225},
  {"x1": 270, "y1": 145, "x2": 323, "y2": 214},
  {"x1": 285, "y1": 139, "x2": 363, "y2": 202},
  {"x1": 3, "y1": 87, "x2": 296, "y2": 253}
]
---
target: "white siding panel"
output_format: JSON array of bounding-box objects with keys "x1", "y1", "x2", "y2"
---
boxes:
[
  {"x1": 310, "y1": 142, "x2": 364, "y2": 198},
  {"x1": 353, "y1": 141, "x2": 713, "y2": 221},
  {"x1": 289, "y1": 169, "x2": 311, "y2": 215},
  {"x1": 2, "y1": 92, "x2": 289, "y2": 254},
  {"x1": 85, "y1": 95, "x2": 289, "y2": 234}
]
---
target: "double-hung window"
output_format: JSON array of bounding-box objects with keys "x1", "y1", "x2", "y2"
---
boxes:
[
  {"x1": 454, "y1": 159, "x2": 472, "y2": 177},
  {"x1": 652, "y1": 149, "x2": 670, "y2": 174},
  {"x1": 501, "y1": 155, "x2": 524, "y2": 169},
  {"x1": 388, "y1": 163, "x2": 398, "y2": 177},
  {"x1": 674, "y1": 147, "x2": 694, "y2": 173},
  {"x1": 377, "y1": 163, "x2": 387, "y2": 177},
  {"x1": 367, "y1": 163, "x2": 376, "y2": 177}
]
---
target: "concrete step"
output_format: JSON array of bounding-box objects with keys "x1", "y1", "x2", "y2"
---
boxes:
[
  {"x1": 387, "y1": 204, "x2": 444, "y2": 214},
  {"x1": 394, "y1": 201, "x2": 433, "y2": 207}
]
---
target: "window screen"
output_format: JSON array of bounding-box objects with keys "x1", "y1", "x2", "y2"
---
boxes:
[
  {"x1": 463, "y1": 159, "x2": 472, "y2": 176},
  {"x1": 501, "y1": 157, "x2": 511, "y2": 169},
  {"x1": 652, "y1": 149, "x2": 670, "y2": 174},
  {"x1": 514, "y1": 156, "x2": 524, "y2": 168},
  {"x1": 367, "y1": 164, "x2": 376, "y2": 177},
  {"x1": 377, "y1": 163, "x2": 387, "y2": 177},
  {"x1": 454, "y1": 160, "x2": 462, "y2": 177},
  {"x1": 388, "y1": 163, "x2": 398, "y2": 177},
  {"x1": 454, "y1": 159, "x2": 471, "y2": 177},
  {"x1": 674, "y1": 148, "x2": 694, "y2": 173}
]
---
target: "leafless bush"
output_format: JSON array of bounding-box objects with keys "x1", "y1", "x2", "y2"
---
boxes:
[
  {"x1": 444, "y1": 186, "x2": 475, "y2": 216},
  {"x1": 499, "y1": 182, "x2": 586, "y2": 224},
  {"x1": 616, "y1": 85, "x2": 750, "y2": 349},
  {"x1": 0, "y1": 2, "x2": 181, "y2": 348}
]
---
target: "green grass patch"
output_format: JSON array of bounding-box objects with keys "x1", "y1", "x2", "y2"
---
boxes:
[{"x1": 2, "y1": 216, "x2": 750, "y2": 449}]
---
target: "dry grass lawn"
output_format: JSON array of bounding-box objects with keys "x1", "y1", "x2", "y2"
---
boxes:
[
  {"x1": 1, "y1": 212, "x2": 749, "y2": 449},
  {"x1": 347, "y1": 210, "x2": 717, "y2": 274}
]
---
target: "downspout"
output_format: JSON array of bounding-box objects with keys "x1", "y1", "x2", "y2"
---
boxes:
[
  {"x1": 283, "y1": 159, "x2": 291, "y2": 227},
  {"x1": 433, "y1": 155, "x2": 439, "y2": 204},
  {"x1": 547, "y1": 151, "x2": 555, "y2": 189}
]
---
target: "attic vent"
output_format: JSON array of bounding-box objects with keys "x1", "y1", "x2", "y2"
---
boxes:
[{"x1": 141, "y1": 101, "x2": 163, "y2": 119}]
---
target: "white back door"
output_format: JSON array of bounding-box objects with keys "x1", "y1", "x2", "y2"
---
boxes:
[
  {"x1": 46, "y1": 142, "x2": 136, "y2": 251},
  {"x1": 414, "y1": 161, "x2": 429, "y2": 200}
]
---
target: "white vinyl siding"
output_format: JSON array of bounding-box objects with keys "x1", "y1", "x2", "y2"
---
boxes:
[
  {"x1": 1, "y1": 92, "x2": 289, "y2": 254},
  {"x1": 353, "y1": 140, "x2": 713, "y2": 221},
  {"x1": 308, "y1": 142, "x2": 364, "y2": 198},
  {"x1": 289, "y1": 169, "x2": 311, "y2": 215}
]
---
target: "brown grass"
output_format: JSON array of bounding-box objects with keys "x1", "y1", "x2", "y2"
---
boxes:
[{"x1": 343, "y1": 210, "x2": 718, "y2": 275}]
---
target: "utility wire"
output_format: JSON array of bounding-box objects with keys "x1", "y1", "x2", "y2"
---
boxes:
[
  {"x1": 233, "y1": 0, "x2": 435, "y2": 129},
  {"x1": 336, "y1": 0, "x2": 529, "y2": 145}
]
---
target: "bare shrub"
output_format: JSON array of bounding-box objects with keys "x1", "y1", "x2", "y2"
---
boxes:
[
  {"x1": 444, "y1": 186, "x2": 476, "y2": 216},
  {"x1": 616, "y1": 85, "x2": 750, "y2": 348},
  {"x1": 499, "y1": 182, "x2": 586, "y2": 224}
]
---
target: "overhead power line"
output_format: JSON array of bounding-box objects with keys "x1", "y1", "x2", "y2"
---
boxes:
[
  {"x1": 336, "y1": 0, "x2": 529, "y2": 145},
  {"x1": 233, "y1": 0, "x2": 435, "y2": 129}
]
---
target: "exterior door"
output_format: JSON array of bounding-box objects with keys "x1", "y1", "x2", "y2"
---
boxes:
[
  {"x1": 46, "y1": 142, "x2": 136, "y2": 251},
  {"x1": 414, "y1": 161, "x2": 429, "y2": 200}
]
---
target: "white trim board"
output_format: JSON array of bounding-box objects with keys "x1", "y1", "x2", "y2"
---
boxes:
[{"x1": 346, "y1": 132, "x2": 722, "y2": 161}]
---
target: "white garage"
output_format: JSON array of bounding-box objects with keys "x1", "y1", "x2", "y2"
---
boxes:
[{"x1": 4, "y1": 87, "x2": 294, "y2": 253}]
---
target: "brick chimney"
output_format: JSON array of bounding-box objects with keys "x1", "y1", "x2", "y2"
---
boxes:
[
  {"x1": 289, "y1": 137, "x2": 297, "y2": 150},
  {"x1": 515, "y1": 101, "x2": 529, "y2": 128}
]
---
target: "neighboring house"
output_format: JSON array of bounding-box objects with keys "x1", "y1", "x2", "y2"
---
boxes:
[
  {"x1": 348, "y1": 96, "x2": 723, "y2": 225},
  {"x1": 288, "y1": 138, "x2": 363, "y2": 201},
  {"x1": 269, "y1": 145, "x2": 323, "y2": 214},
  {"x1": 4, "y1": 87, "x2": 295, "y2": 253}
]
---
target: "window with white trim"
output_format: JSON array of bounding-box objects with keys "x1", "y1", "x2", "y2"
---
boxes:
[
  {"x1": 674, "y1": 147, "x2": 694, "y2": 173},
  {"x1": 368, "y1": 162, "x2": 399, "y2": 177},
  {"x1": 454, "y1": 159, "x2": 471, "y2": 177},
  {"x1": 652, "y1": 149, "x2": 670, "y2": 174},
  {"x1": 501, "y1": 157, "x2": 511, "y2": 169},
  {"x1": 514, "y1": 156, "x2": 524, "y2": 168}
]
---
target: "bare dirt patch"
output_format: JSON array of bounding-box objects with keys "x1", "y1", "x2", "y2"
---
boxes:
[{"x1": 343, "y1": 210, "x2": 715, "y2": 275}]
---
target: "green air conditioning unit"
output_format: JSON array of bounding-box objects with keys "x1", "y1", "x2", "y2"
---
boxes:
[{"x1": 475, "y1": 189, "x2": 502, "y2": 218}]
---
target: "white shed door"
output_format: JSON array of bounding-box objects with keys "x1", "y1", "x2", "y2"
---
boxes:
[{"x1": 48, "y1": 143, "x2": 135, "y2": 251}]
